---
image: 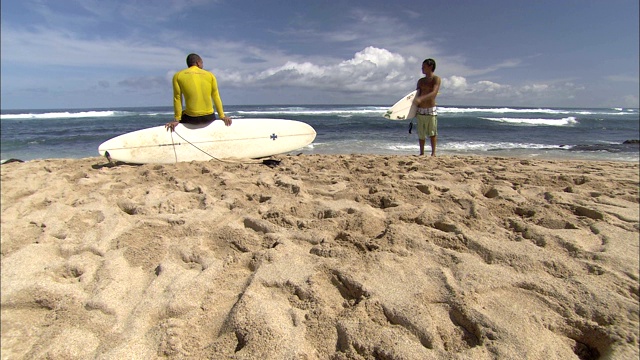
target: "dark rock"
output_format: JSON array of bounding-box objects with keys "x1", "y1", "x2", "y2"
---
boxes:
[{"x1": 1, "y1": 158, "x2": 24, "y2": 164}]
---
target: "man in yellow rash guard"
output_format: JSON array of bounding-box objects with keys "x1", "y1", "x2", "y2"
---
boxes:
[{"x1": 165, "y1": 53, "x2": 232, "y2": 132}]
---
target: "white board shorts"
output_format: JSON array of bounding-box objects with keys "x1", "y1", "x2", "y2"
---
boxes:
[{"x1": 417, "y1": 107, "x2": 437, "y2": 115}]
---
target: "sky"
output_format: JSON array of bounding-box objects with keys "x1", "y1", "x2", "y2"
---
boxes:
[{"x1": 1, "y1": 0, "x2": 638, "y2": 110}]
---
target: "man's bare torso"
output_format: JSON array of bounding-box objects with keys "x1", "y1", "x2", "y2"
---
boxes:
[{"x1": 416, "y1": 75, "x2": 440, "y2": 108}]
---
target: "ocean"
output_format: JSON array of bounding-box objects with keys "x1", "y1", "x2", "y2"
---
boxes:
[{"x1": 1, "y1": 105, "x2": 638, "y2": 163}]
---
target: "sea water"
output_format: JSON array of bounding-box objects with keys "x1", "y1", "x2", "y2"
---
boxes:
[{"x1": 1, "y1": 105, "x2": 638, "y2": 162}]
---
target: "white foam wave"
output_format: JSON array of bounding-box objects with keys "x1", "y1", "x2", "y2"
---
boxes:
[
  {"x1": 385, "y1": 144, "x2": 418, "y2": 151},
  {"x1": 344, "y1": 140, "x2": 567, "y2": 155},
  {"x1": 1, "y1": 110, "x2": 123, "y2": 120},
  {"x1": 231, "y1": 108, "x2": 387, "y2": 117},
  {"x1": 439, "y1": 107, "x2": 624, "y2": 116},
  {"x1": 480, "y1": 117, "x2": 578, "y2": 126},
  {"x1": 443, "y1": 141, "x2": 566, "y2": 152},
  {"x1": 140, "y1": 111, "x2": 173, "y2": 117}
]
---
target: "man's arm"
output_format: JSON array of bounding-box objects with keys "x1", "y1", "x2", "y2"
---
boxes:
[
  {"x1": 172, "y1": 73, "x2": 183, "y2": 121},
  {"x1": 210, "y1": 73, "x2": 232, "y2": 126},
  {"x1": 425, "y1": 76, "x2": 441, "y2": 101},
  {"x1": 210, "y1": 74, "x2": 225, "y2": 118},
  {"x1": 166, "y1": 73, "x2": 183, "y2": 132}
]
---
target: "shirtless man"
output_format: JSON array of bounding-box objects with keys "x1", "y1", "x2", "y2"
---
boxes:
[
  {"x1": 414, "y1": 58, "x2": 441, "y2": 156},
  {"x1": 165, "y1": 53, "x2": 232, "y2": 132}
]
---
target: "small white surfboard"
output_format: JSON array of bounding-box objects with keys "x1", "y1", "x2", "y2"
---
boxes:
[
  {"x1": 383, "y1": 90, "x2": 417, "y2": 120},
  {"x1": 98, "y1": 118, "x2": 316, "y2": 164}
]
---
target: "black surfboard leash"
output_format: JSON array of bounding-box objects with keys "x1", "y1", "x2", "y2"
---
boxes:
[{"x1": 172, "y1": 130, "x2": 262, "y2": 164}]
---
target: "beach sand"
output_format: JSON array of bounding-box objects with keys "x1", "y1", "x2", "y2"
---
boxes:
[{"x1": 1, "y1": 154, "x2": 638, "y2": 359}]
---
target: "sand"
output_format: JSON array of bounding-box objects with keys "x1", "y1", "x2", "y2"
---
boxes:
[{"x1": 1, "y1": 154, "x2": 638, "y2": 359}]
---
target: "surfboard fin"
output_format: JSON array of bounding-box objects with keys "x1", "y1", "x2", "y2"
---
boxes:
[{"x1": 105, "y1": 151, "x2": 113, "y2": 163}]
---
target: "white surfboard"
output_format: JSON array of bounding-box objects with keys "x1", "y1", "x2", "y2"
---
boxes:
[
  {"x1": 383, "y1": 90, "x2": 417, "y2": 120},
  {"x1": 98, "y1": 118, "x2": 316, "y2": 164}
]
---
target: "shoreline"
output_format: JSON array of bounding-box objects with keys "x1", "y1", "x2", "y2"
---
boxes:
[
  {"x1": 2, "y1": 154, "x2": 638, "y2": 358},
  {"x1": 2, "y1": 146, "x2": 640, "y2": 165}
]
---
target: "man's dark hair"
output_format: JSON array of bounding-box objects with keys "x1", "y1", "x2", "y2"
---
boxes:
[
  {"x1": 423, "y1": 58, "x2": 436, "y2": 71},
  {"x1": 186, "y1": 53, "x2": 202, "y2": 67}
]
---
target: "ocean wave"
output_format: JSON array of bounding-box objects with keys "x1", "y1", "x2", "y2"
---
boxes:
[
  {"x1": 385, "y1": 144, "x2": 418, "y2": 151},
  {"x1": 612, "y1": 108, "x2": 639, "y2": 112},
  {"x1": 350, "y1": 140, "x2": 565, "y2": 153},
  {"x1": 139, "y1": 111, "x2": 173, "y2": 117},
  {"x1": 0, "y1": 110, "x2": 127, "y2": 120},
  {"x1": 196, "y1": 106, "x2": 635, "y2": 118},
  {"x1": 230, "y1": 108, "x2": 387, "y2": 117},
  {"x1": 480, "y1": 117, "x2": 578, "y2": 126},
  {"x1": 0, "y1": 109, "x2": 175, "y2": 120},
  {"x1": 443, "y1": 141, "x2": 565, "y2": 152},
  {"x1": 439, "y1": 107, "x2": 626, "y2": 116}
]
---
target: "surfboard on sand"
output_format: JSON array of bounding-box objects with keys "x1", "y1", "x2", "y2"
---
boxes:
[
  {"x1": 383, "y1": 90, "x2": 417, "y2": 120},
  {"x1": 98, "y1": 118, "x2": 316, "y2": 164}
]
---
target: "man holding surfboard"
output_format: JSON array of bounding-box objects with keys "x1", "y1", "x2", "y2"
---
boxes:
[
  {"x1": 413, "y1": 58, "x2": 441, "y2": 156},
  {"x1": 165, "y1": 53, "x2": 232, "y2": 132}
]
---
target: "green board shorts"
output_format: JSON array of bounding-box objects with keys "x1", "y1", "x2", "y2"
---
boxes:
[{"x1": 416, "y1": 114, "x2": 437, "y2": 139}]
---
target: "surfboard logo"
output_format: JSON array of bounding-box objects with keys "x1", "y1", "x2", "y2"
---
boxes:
[
  {"x1": 270, "y1": 133, "x2": 278, "y2": 140},
  {"x1": 385, "y1": 90, "x2": 417, "y2": 121}
]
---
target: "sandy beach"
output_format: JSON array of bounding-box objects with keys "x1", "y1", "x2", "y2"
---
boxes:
[{"x1": 1, "y1": 154, "x2": 638, "y2": 359}]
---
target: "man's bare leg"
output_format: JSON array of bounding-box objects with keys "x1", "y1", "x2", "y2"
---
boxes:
[
  {"x1": 430, "y1": 136, "x2": 437, "y2": 157},
  {"x1": 419, "y1": 139, "x2": 426, "y2": 155}
]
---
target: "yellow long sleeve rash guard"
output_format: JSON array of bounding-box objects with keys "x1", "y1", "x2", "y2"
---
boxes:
[{"x1": 173, "y1": 66, "x2": 226, "y2": 121}]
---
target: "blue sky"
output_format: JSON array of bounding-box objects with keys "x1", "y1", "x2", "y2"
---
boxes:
[{"x1": 1, "y1": 0, "x2": 638, "y2": 110}]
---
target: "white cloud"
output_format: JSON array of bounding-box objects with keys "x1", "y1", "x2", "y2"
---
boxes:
[
  {"x1": 259, "y1": 62, "x2": 325, "y2": 80},
  {"x1": 476, "y1": 81, "x2": 506, "y2": 93},
  {"x1": 438, "y1": 75, "x2": 596, "y2": 106},
  {"x1": 233, "y1": 47, "x2": 413, "y2": 94},
  {"x1": 342, "y1": 46, "x2": 405, "y2": 67},
  {"x1": 445, "y1": 76, "x2": 468, "y2": 90},
  {"x1": 522, "y1": 84, "x2": 549, "y2": 93}
]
